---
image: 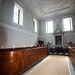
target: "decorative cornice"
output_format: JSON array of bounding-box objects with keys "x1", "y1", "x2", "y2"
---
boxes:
[{"x1": 0, "y1": 22, "x2": 38, "y2": 36}]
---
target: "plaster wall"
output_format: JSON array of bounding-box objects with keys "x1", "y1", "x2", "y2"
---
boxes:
[{"x1": 0, "y1": 0, "x2": 39, "y2": 48}]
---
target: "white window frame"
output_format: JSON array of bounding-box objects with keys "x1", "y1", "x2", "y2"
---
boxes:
[
  {"x1": 46, "y1": 21, "x2": 54, "y2": 33},
  {"x1": 13, "y1": 2, "x2": 23, "y2": 25},
  {"x1": 33, "y1": 19, "x2": 37, "y2": 32},
  {"x1": 62, "y1": 17, "x2": 73, "y2": 31}
]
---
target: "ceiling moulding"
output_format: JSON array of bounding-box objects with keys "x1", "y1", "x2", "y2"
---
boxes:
[
  {"x1": 38, "y1": 0, "x2": 57, "y2": 3},
  {"x1": 36, "y1": 0, "x2": 72, "y2": 13},
  {"x1": 40, "y1": 10, "x2": 75, "y2": 21},
  {"x1": 22, "y1": 0, "x2": 39, "y2": 19},
  {"x1": 23, "y1": 0, "x2": 75, "y2": 20},
  {"x1": 41, "y1": 8, "x2": 71, "y2": 18},
  {"x1": 14, "y1": 0, "x2": 39, "y2": 19},
  {"x1": 43, "y1": 7, "x2": 70, "y2": 15},
  {"x1": 23, "y1": 0, "x2": 44, "y2": 18},
  {"x1": 14, "y1": 0, "x2": 24, "y2": 7},
  {"x1": 37, "y1": 0, "x2": 74, "y2": 6}
]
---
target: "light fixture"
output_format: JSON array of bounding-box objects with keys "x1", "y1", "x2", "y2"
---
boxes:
[
  {"x1": 1, "y1": 46, "x2": 3, "y2": 48},
  {"x1": 24, "y1": 45, "x2": 25, "y2": 48},
  {"x1": 13, "y1": 46, "x2": 14, "y2": 49}
]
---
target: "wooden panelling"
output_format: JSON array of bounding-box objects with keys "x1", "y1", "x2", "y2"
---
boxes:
[
  {"x1": 0, "y1": 51, "x2": 20, "y2": 75},
  {"x1": 69, "y1": 47, "x2": 75, "y2": 70},
  {"x1": 0, "y1": 46, "x2": 48, "y2": 75}
]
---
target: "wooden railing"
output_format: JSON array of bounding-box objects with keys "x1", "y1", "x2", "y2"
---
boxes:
[{"x1": 0, "y1": 46, "x2": 48, "y2": 75}]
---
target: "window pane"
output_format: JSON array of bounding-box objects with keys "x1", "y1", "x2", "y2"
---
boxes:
[
  {"x1": 14, "y1": 6, "x2": 18, "y2": 15},
  {"x1": 70, "y1": 18, "x2": 73, "y2": 30},
  {"x1": 33, "y1": 19, "x2": 37, "y2": 32},
  {"x1": 62, "y1": 17, "x2": 73, "y2": 31},
  {"x1": 46, "y1": 23, "x2": 48, "y2": 33},
  {"x1": 46, "y1": 21, "x2": 53, "y2": 33},
  {"x1": 20, "y1": 9, "x2": 23, "y2": 25},
  {"x1": 14, "y1": 14, "x2": 18, "y2": 24},
  {"x1": 35, "y1": 22, "x2": 37, "y2": 32},
  {"x1": 13, "y1": 2, "x2": 23, "y2": 25}
]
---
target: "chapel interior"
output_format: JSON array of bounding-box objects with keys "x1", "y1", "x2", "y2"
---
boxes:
[{"x1": 0, "y1": 0, "x2": 75, "y2": 75}]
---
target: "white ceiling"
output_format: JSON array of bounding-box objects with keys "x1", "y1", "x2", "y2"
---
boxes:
[{"x1": 23, "y1": 0, "x2": 75, "y2": 19}]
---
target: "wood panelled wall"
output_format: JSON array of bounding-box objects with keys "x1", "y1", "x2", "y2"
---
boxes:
[
  {"x1": 0, "y1": 46, "x2": 48, "y2": 75},
  {"x1": 69, "y1": 47, "x2": 75, "y2": 71}
]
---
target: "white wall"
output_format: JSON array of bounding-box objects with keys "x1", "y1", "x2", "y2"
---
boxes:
[
  {"x1": 39, "y1": 15, "x2": 75, "y2": 46},
  {"x1": 0, "y1": 0, "x2": 39, "y2": 48},
  {"x1": 0, "y1": 1, "x2": 2, "y2": 21},
  {"x1": 1, "y1": 0, "x2": 75, "y2": 48}
]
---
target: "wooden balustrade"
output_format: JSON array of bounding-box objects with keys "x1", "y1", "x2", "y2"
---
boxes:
[
  {"x1": 68, "y1": 46, "x2": 75, "y2": 70},
  {"x1": 0, "y1": 46, "x2": 48, "y2": 75}
]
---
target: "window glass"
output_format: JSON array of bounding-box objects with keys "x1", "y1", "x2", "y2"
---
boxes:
[
  {"x1": 33, "y1": 19, "x2": 37, "y2": 32},
  {"x1": 46, "y1": 21, "x2": 54, "y2": 33},
  {"x1": 62, "y1": 17, "x2": 73, "y2": 31},
  {"x1": 13, "y1": 3, "x2": 23, "y2": 25}
]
